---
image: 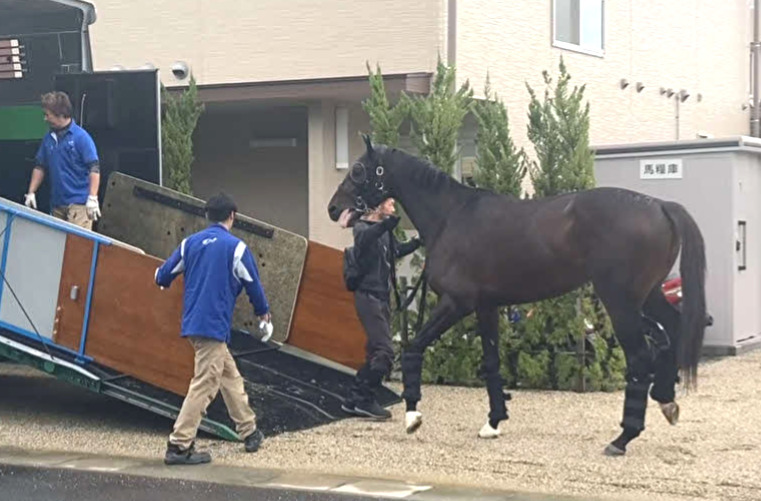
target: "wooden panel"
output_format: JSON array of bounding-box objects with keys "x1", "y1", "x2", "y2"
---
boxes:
[
  {"x1": 80, "y1": 239, "x2": 365, "y2": 394},
  {"x1": 98, "y1": 172, "x2": 308, "y2": 344},
  {"x1": 54, "y1": 234, "x2": 94, "y2": 351},
  {"x1": 85, "y1": 243, "x2": 193, "y2": 396},
  {"x1": 287, "y1": 241, "x2": 366, "y2": 369}
]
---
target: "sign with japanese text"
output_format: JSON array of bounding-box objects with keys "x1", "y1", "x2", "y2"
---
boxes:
[{"x1": 640, "y1": 158, "x2": 683, "y2": 179}]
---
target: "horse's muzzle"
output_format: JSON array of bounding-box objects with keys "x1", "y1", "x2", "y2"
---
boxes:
[{"x1": 327, "y1": 204, "x2": 342, "y2": 222}]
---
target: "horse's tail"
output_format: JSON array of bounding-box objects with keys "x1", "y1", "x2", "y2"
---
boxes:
[{"x1": 662, "y1": 201, "x2": 707, "y2": 390}]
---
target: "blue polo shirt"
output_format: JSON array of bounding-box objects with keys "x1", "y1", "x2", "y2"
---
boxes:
[
  {"x1": 35, "y1": 120, "x2": 99, "y2": 207},
  {"x1": 155, "y1": 224, "x2": 270, "y2": 343}
]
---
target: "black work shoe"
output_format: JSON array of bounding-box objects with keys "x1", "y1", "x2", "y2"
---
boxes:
[
  {"x1": 354, "y1": 400, "x2": 392, "y2": 420},
  {"x1": 244, "y1": 430, "x2": 264, "y2": 453},
  {"x1": 164, "y1": 441, "x2": 211, "y2": 465}
]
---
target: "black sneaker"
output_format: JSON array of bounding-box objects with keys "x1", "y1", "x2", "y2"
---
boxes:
[
  {"x1": 164, "y1": 441, "x2": 211, "y2": 465},
  {"x1": 354, "y1": 400, "x2": 392, "y2": 420},
  {"x1": 244, "y1": 430, "x2": 264, "y2": 453}
]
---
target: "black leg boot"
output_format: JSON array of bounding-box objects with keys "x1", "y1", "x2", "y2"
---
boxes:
[
  {"x1": 401, "y1": 352, "x2": 423, "y2": 411},
  {"x1": 605, "y1": 372, "x2": 651, "y2": 456}
]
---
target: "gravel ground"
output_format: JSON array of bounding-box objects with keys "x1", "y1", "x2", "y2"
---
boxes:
[{"x1": 1, "y1": 350, "x2": 760, "y2": 501}]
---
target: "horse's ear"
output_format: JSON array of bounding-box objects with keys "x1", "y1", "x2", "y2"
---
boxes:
[{"x1": 362, "y1": 134, "x2": 373, "y2": 155}]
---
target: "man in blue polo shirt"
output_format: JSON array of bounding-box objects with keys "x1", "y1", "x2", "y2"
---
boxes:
[
  {"x1": 155, "y1": 192, "x2": 271, "y2": 465},
  {"x1": 24, "y1": 91, "x2": 101, "y2": 230}
]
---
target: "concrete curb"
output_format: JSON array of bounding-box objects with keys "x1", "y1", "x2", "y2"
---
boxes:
[{"x1": 0, "y1": 446, "x2": 608, "y2": 501}]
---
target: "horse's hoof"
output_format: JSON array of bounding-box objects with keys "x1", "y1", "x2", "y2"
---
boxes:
[
  {"x1": 477, "y1": 421, "x2": 501, "y2": 439},
  {"x1": 405, "y1": 411, "x2": 422, "y2": 434},
  {"x1": 659, "y1": 401, "x2": 679, "y2": 425},
  {"x1": 604, "y1": 443, "x2": 626, "y2": 456}
]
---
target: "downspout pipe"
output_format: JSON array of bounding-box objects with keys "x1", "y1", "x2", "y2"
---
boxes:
[
  {"x1": 752, "y1": 0, "x2": 760, "y2": 137},
  {"x1": 447, "y1": 0, "x2": 457, "y2": 66}
]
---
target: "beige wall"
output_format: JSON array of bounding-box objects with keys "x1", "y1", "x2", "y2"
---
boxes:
[
  {"x1": 192, "y1": 104, "x2": 309, "y2": 235},
  {"x1": 88, "y1": 0, "x2": 446, "y2": 86},
  {"x1": 307, "y1": 100, "x2": 372, "y2": 247},
  {"x1": 85, "y1": 0, "x2": 755, "y2": 252},
  {"x1": 457, "y1": 0, "x2": 752, "y2": 153}
]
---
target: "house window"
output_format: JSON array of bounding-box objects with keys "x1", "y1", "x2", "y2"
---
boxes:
[{"x1": 553, "y1": 0, "x2": 604, "y2": 57}]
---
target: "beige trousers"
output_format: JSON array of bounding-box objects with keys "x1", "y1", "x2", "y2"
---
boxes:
[
  {"x1": 169, "y1": 337, "x2": 257, "y2": 449},
  {"x1": 52, "y1": 204, "x2": 92, "y2": 230}
]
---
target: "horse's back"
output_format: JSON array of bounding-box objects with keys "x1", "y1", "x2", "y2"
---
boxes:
[
  {"x1": 570, "y1": 186, "x2": 680, "y2": 282},
  {"x1": 572, "y1": 186, "x2": 670, "y2": 227}
]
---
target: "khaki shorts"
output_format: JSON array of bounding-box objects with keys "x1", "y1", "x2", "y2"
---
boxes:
[{"x1": 52, "y1": 204, "x2": 92, "y2": 230}]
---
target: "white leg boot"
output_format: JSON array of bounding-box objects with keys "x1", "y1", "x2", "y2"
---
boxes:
[
  {"x1": 405, "y1": 411, "x2": 423, "y2": 434},
  {"x1": 478, "y1": 421, "x2": 501, "y2": 439}
]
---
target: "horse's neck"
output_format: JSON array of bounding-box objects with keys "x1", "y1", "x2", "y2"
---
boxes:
[{"x1": 386, "y1": 153, "x2": 471, "y2": 245}]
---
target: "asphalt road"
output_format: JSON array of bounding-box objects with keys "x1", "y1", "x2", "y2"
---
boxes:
[{"x1": 0, "y1": 464, "x2": 387, "y2": 501}]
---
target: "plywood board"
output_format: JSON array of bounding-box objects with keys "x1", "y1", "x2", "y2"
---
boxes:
[
  {"x1": 98, "y1": 173, "x2": 307, "y2": 344},
  {"x1": 85, "y1": 243, "x2": 193, "y2": 395},
  {"x1": 288, "y1": 242, "x2": 366, "y2": 369},
  {"x1": 53, "y1": 234, "x2": 95, "y2": 351}
]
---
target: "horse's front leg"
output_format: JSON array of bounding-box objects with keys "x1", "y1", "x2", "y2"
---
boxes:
[
  {"x1": 476, "y1": 306, "x2": 508, "y2": 439},
  {"x1": 401, "y1": 294, "x2": 467, "y2": 434}
]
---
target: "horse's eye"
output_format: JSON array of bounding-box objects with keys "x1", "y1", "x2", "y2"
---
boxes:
[{"x1": 350, "y1": 163, "x2": 366, "y2": 183}]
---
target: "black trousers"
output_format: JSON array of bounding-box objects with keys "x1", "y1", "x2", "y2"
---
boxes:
[{"x1": 349, "y1": 290, "x2": 394, "y2": 403}]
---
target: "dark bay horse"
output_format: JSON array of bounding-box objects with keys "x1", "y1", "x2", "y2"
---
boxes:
[{"x1": 327, "y1": 136, "x2": 706, "y2": 456}]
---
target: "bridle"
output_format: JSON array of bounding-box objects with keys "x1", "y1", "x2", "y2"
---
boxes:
[
  {"x1": 344, "y1": 159, "x2": 429, "y2": 339},
  {"x1": 349, "y1": 162, "x2": 390, "y2": 212}
]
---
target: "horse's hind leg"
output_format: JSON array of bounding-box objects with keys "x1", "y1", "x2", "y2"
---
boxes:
[
  {"x1": 401, "y1": 294, "x2": 468, "y2": 434},
  {"x1": 593, "y1": 280, "x2": 652, "y2": 456},
  {"x1": 476, "y1": 306, "x2": 508, "y2": 439},
  {"x1": 643, "y1": 288, "x2": 681, "y2": 425}
]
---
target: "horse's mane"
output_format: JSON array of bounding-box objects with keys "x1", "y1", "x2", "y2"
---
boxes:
[
  {"x1": 381, "y1": 146, "x2": 517, "y2": 201},
  {"x1": 382, "y1": 147, "x2": 473, "y2": 194}
]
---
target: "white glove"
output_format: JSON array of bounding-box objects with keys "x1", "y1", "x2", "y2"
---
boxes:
[
  {"x1": 259, "y1": 320, "x2": 274, "y2": 342},
  {"x1": 24, "y1": 193, "x2": 36, "y2": 209},
  {"x1": 154, "y1": 268, "x2": 164, "y2": 290},
  {"x1": 86, "y1": 195, "x2": 101, "y2": 221}
]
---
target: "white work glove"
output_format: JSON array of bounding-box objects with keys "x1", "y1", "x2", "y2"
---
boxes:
[
  {"x1": 154, "y1": 268, "x2": 165, "y2": 290},
  {"x1": 258, "y1": 313, "x2": 273, "y2": 342},
  {"x1": 24, "y1": 193, "x2": 37, "y2": 209},
  {"x1": 86, "y1": 195, "x2": 101, "y2": 221}
]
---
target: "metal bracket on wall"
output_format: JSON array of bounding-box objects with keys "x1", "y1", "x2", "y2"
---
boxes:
[{"x1": 132, "y1": 186, "x2": 275, "y2": 239}]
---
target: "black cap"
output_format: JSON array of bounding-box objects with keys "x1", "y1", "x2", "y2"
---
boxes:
[{"x1": 205, "y1": 192, "x2": 238, "y2": 222}]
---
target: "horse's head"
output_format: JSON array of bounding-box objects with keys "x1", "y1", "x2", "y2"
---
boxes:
[{"x1": 327, "y1": 134, "x2": 392, "y2": 227}]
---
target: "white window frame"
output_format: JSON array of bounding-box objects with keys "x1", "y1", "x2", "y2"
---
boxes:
[{"x1": 552, "y1": 0, "x2": 605, "y2": 58}]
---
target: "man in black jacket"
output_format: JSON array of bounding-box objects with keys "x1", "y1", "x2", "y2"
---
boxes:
[{"x1": 341, "y1": 198, "x2": 421, "y2": 420}]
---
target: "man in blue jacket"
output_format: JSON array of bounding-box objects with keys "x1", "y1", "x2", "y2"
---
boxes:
[
  {"x1": 25, "y1": 91, "x2": 101, "y2": 229},
  {"x1": 155, "y1": 193, "x2": 270, "y2": 465}
]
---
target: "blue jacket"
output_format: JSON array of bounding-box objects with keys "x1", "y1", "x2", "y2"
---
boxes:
[
  {"x1": 35, "y1": 120, "x2": 99, "y2": 207},
  {"x1": 155, "y1": 224, "x2": 270, "y2": 343}
]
